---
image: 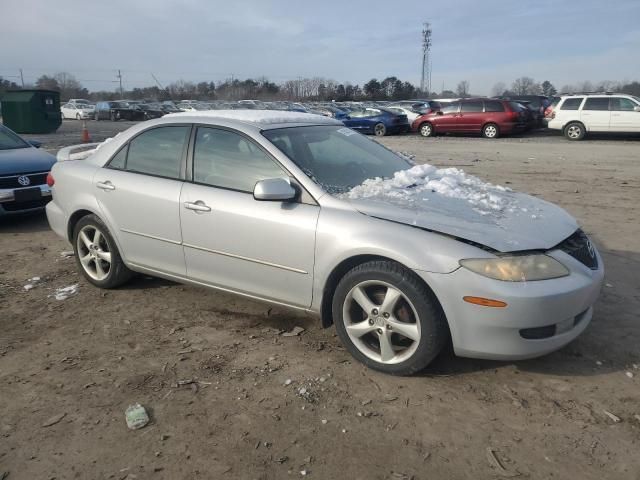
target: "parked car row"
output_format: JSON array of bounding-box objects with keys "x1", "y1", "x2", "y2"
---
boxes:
[{"x1": 59, "y1": 92, "x2": 640, "y2": 140}]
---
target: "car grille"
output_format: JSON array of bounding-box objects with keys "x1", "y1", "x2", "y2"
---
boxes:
[
  {"x1": 0, "y1": 172, "x2": 49, "y2": 189},
  {"x1": 555, "y1": 229, "x2": 598, "y2": 270}
]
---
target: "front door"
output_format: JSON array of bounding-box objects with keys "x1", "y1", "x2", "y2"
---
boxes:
[
  {"x1": 609, "y1": 97, "x2": 640, "y2": 132},
  {"x1": 95, "y1": 125, "x2": 191, "y2": 275},
  {"x1": 433, "y1": 101, "x2": 460, "y2": 133},
  {"x1": 180, "y1": 126, "x2": 318, "y2": 307}
]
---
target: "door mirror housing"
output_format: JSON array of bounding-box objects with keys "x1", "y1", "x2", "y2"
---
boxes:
[
  {"x1": 436, "y1": 111, "x2": 444, "y2": 116},
  {"x1": 634, "y1": 106, "x2": 640, "y2": 112},
  {"x1": 253, "y1": 178, "x2": 297, "y2": 202},
  {"x1": 28, "y1": 140, "x2": 42, "y2": 148}
]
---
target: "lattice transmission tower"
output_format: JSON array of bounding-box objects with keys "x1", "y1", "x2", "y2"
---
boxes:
[{"x1": 420, "y1": 23, "x2": 432, "y2": 94}]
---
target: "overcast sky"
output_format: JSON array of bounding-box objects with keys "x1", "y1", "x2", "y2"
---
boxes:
[{"x1": 1, "y1": 0, "x2": 639, "y2": 94}]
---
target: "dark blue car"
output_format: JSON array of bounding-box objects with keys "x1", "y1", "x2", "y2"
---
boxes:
[
  {"x1": 342, "y1": 107, "x2": 409, "y2": 136},
  {"x1": 0, "y1": 124, "x2": 56, "y2": 216}
]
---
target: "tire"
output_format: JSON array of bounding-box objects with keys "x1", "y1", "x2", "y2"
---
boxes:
[
  {"x1": 73, "y1": 214, "x2": 133, "y2": 289},
  {"x1": 110, "y1": 111, "x2": 118, "y2": 122},
  {"x1": 332, "y1": 260, "x2": 448, "y2": 375},
  {"x1": 482, "y1": 123, "x2": 499, "y2": 139},
  {"x1": 94, "y1": 113, "x2": 99, "y2": 121},
  {"x1": 61, "y1": 112, "x2": 65, "y2": 120},
  {"x1": 76, "y1": 113, "x2": 81, "y2": 120},
  {"x1": 564, "y1": 122, "x2": 585, "y2": 141},
  {"x1": 373, "y1": 123, "x2": 387, "y2": 137},
  {"x1": 419, "y1": 122, "x2": 434, "y2": 137}
]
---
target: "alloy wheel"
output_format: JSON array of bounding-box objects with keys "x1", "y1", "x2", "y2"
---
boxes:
[
  {"x1": 342, "y1": 280, "x2": 421, "y2": 364},
  {"x1": 420, "y1": 123, "x2": 432, "y2": 137},
  {"x1": 76, "y1": 225, "x2": 112, "y2": 281},
  {"x1": 374, "y1": 123, "x2": 386, "y2": 136},
  {"x1": 567, "y1": 125, "x2": 581, "y2": 139}
]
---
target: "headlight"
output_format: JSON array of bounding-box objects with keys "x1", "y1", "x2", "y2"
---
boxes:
[{"x1": 460, "y1": 255, "x2": 569, "y2": 282}]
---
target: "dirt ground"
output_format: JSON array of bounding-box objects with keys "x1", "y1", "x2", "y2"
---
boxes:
[{"x1": 1, "y1": 121, "x2": 639, "y2": 480}]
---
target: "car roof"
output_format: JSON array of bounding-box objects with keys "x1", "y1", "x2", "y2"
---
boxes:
[{"x1": 164, "y1": 109, "x2": 342, "y2": 129}]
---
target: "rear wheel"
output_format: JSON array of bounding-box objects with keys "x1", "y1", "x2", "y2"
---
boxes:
[
  {"x1": 564, "y1": 122, "x2": 585, "y2": 141},
  {"x1": 332, "y1": 260, "x2": 448, "y2": 375},
  {"x1": 76, "y1": 113, "x2": 81, "y2": 120},
  {"x1": 73, "y1": 214, "x2": 133, "y2": 288},
  {"x1": 419, "y1": 122, "x2": 434, "y2": 137},
  {"x1": 482, "y1": 123, "x2": 499, "y2": 139},
  {"x1": 373, "y1": 123, "x2": 387, "y2": 137},
  {"x1": 110, "y1": 111, "x2": 118, "y2": 122}
]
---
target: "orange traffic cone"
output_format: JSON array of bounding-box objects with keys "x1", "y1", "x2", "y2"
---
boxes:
[{"x1": 81, "y1": 121, "x2": 91, "y2": 143}]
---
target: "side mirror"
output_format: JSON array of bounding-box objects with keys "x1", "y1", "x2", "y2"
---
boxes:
[
  {"x1": 345, "y1": 115, "x2": 351, "y2": 120},
  {"x1": 436, "y1": 111, "x2": 444, "y2": 116},
  {"x1": 28, "y1": 140, "x2": 42, "y2": 148},
  {"x1": 253, "y1": 178, "x2": 296, "y2": 202},
  {"x1": 634, "y1": 106, "x2": 640, "y2": 112}
]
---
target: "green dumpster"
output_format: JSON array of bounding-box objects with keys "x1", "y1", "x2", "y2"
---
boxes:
[{"x1": 0, "y1": 89, "x2": 62, "y2": 134}]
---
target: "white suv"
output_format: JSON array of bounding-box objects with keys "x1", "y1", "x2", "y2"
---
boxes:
[{"x1": 547, "y1": 93, "x2": 640, "y2": 140}]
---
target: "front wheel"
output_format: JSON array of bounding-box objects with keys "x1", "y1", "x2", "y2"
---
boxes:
[
  {"x1": 564, "y1": 122, "x2": 585, "y2": 141},
  {"x1": 73, "y1": 214, "x2": 133, "y2": 288},
  {"x1": 373, "y1": 123, "x2": 387, "y2": 137},
  {"x1": 482, "y1": 123, "x2": 499, "y2": 138},
  {"x1": 332, "y1": 261, "x2": 448, "y2": 375},
  {"x1": 419, "y1": 122, "x2": 434, "y2": 137},
  {"x1": 110, "y1": 111, "x2": 118, "y2": 122}
]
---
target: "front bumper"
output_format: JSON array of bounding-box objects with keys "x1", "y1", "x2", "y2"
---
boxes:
[
  {"x1": 0, "y1": 184, "x2": 52, "y2": 216},
  {"x1": 416, "y1": 249, "x2": 604, "y2": 360}
]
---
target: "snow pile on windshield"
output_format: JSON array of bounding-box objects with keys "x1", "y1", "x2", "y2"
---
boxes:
[
  {"x1": 165, "y1": 109, "x2": 340, "y2": 125},
  {"x1": 343, "y1": 164, "x2": 514, "y2": 215}
]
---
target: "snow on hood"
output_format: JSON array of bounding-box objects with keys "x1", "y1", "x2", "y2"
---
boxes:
[{"x1": 342, "y1": 164, "x2": 578, "y2": 252}]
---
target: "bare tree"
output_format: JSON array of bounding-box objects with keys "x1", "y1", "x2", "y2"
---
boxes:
[
  {"x1": 491, "y1": 82, "x2": 507, "y2": 97},
  {"x1": 456, "y1": 80, "x2": 470, "y2": 98},
  {"x1": 511, "y1": 77, "x2": 541, "y2": 95}
]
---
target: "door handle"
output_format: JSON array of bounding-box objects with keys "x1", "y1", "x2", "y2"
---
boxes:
[
  {"x1": 184, "y1": 201, "x2": 211, "y2": 213},
  {"x1": 96, "y1": 181, "x2": 115, "y2": 191}
]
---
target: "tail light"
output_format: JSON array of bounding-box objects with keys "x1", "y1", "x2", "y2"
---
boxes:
[
  {"x1": 46, "y1": 172, "x2": 55, "y2": 187},
  {"x1": 544, "y1": 106, "x2": 553, "y2": 118}
]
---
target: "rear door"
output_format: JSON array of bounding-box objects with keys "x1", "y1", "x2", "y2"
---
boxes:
[
  {"x1": 609, "y1": 97, "x2": 640, "y2": 132},
  {"x1": 457, "y1": 100, "x2": 485, "y2": 132},
  {"x1": 95, "y1": 125, "x2": 191, "y2": 275},
  {"x1": 580, "y1": 97, "x2": 611, "y2": 131},
  {"x1": 179, "y1": 126, "x2": 318, "y2": 307}
]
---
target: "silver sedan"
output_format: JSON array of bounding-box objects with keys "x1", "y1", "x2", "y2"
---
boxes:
[{"x1": 46, "y1": 111, "x2": 604, "y2": 375}]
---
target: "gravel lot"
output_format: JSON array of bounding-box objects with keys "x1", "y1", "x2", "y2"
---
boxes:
[{"x1": 2, "y1": 120, "x2": 639, "y2": 479}]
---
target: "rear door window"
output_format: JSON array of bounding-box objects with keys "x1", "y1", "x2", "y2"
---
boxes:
[
  {"x1": 460, "y1": 101, "x2": 484, "y2": 113},
  {"x1": 560, "y1": 98, "x2": 584, "y2": 110},
  {"x1": 583, "y1": 98, "x2": 610, "y2": 111},
  {"x1": 126, "y1": 126, "x2": 190, "y2": 179}
]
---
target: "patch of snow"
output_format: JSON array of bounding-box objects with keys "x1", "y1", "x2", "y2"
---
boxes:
[
  {"x1": 24, "y1": 276, "x2": 42, "y2": 291},
  {"x1": 342, "y1": 164, "x2": 514, "y2": 216},
  {"x1": 50, "y1": 284, "x2": 79, "y2": 301},
  {"x1": 164, "y1": 109, "x2": 341, "y2": 126}
]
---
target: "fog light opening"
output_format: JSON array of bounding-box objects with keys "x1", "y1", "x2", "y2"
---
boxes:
[{"x1": 463, "y1": 296, "x2": 507, "y2": 308}]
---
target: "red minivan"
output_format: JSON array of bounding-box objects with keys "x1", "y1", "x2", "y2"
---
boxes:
[{"x1": 411, "y1": 99, "x2": 528, "y2": 138}]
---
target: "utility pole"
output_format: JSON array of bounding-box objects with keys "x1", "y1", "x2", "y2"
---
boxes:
[
  {"x1": 420, "y1": 22, "x2": 432, "y2": 95},
  {"x1": 19, "y1": 69, "x2": 25, "y2": 87},
  {"x1": 117, "y1": 69, "x2": 123, "y2": 98}
]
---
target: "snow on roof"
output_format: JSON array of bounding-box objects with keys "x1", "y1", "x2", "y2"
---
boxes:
[{"x1": 164, "y1": 109, "x2": 342, "y2": 126}]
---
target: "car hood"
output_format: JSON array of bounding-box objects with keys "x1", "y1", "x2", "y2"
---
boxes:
[
  {"x1": 0, "y1": 147, "x2": 57, "y2": 176},
  {"x1": 341, "y1": 164, "x2": 578, "y2": 252}
]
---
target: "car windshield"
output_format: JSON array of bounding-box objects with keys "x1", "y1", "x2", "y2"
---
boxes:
[
  {"x1": 263, "y1": 125, "x2": 411, "y2": 194},
  {"x1": 0, "y1": 127, "x2": 30, "y2": 150}
]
